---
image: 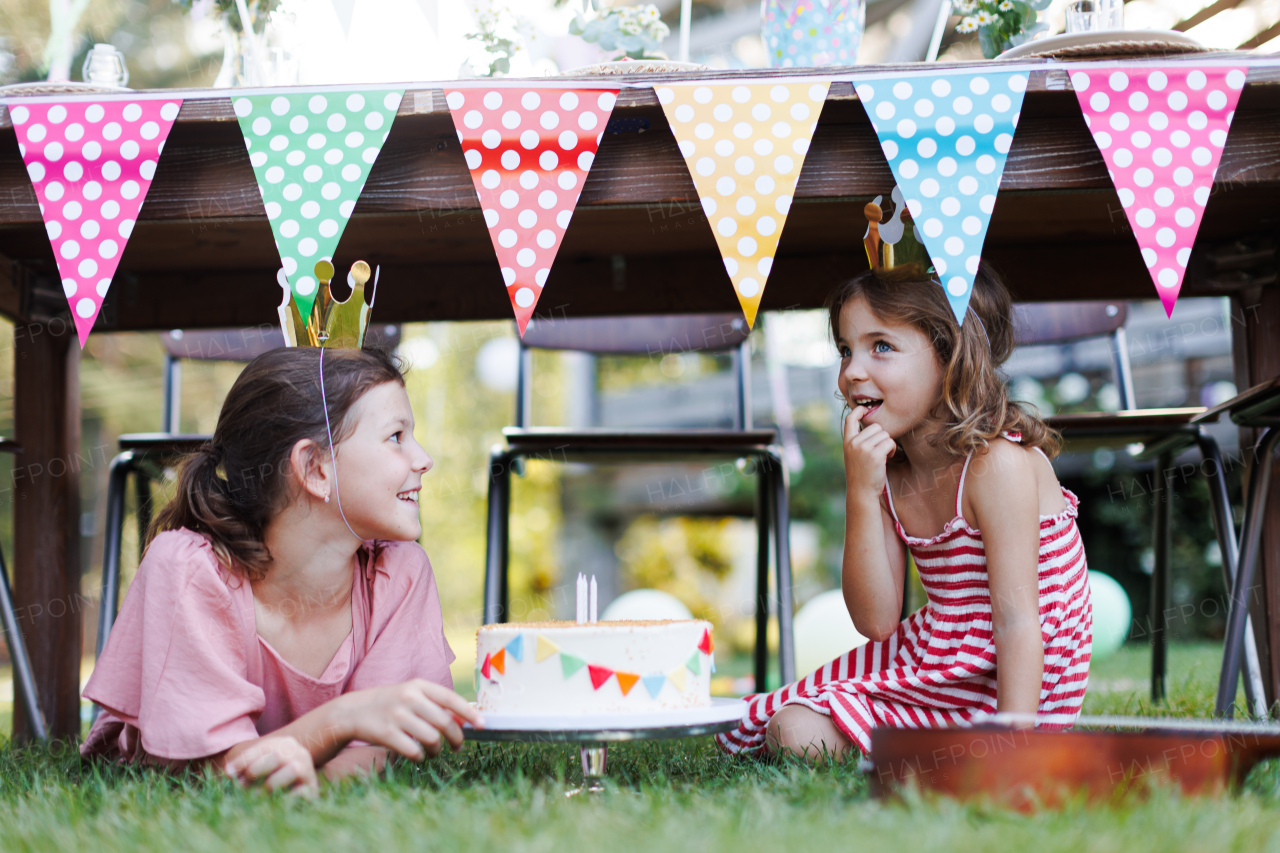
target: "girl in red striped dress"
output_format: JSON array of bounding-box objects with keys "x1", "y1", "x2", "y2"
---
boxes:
[{"x1": 718, "y1": 264, "x2": 1092, "y2": 759}]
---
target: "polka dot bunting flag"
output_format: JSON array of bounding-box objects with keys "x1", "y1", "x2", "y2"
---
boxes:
[
  {"x1": 444, "y1": 86, "x2": 619, "y2": 335},
  {"x1": 657, "y1": 81, "x2": 830, "y2": 327},
  {"x1": 9, "y1": 98, "x2": 182, "y2": 347},
  {"x1": 233, "y1": 90, "x2": 404, "y2": 322},
  {"x1": 852, "y1": 71, "x2": 1028, "y2": 324},
  {"x1": 1071, "y1": 65, "x2": 1246, "y2": 317}
]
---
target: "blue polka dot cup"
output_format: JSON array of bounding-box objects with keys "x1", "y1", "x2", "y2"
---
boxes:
[{"x1": 762, "y1": 0, "x2": 866, "y2": 68}]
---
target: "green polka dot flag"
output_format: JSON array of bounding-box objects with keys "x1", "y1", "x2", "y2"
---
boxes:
[{"x1": 233, "y1": 90, "x2": 404, "y2": 321}]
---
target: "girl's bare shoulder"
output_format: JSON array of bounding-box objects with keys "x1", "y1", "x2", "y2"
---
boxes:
[{"x1": 965, "y1": 439, "x2": 1065, "y2": 517}]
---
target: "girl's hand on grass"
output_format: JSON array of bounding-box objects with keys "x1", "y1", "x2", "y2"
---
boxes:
[
  {"x1": 224, "y1": 735, "x2": 318, "y2": 795},
  {"x1": 336, "y1": 680, "x2": 484, "y2": 761},
  {"x1": 843, "y1": 405, "x2": 896, "y2": 498}
]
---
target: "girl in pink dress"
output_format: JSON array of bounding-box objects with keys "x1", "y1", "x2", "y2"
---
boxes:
[
  {"x1": 718, "y1": 265, "x2": 1092, "y2": 759},
  {"x1": 83, "y1": 347, "x2": 482, "y2": 791}
]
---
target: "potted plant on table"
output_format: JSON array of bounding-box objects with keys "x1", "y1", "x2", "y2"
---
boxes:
[{"x1": 954, "y1": 0, "x2": 1052, "y2": 58}]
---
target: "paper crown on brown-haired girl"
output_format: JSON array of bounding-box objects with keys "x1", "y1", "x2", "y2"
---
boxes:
[
  {"x1": 863, "y1": 187, "x2": 988, "y2": 346},
  {"x1": 277, "y1": 259, "x2": 380, "y2": 349}
]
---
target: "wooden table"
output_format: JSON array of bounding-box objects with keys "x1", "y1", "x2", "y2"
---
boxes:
[{"x1": 3, "y1": 58, "x2": 1280, "y2": 739}]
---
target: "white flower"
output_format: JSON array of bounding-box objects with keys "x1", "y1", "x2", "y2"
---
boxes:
[
  {"x1": 956, "y1": 15, "x2": 979, "y2": 32},
  {"x1": 954, "y1": 0, "x2": 976, "y2": 12},
  {"x1": 974, "y1": 10, "x2": 995, "y2": 24},
  {"x1": 998, "y1": 1, "x2": 1016, "y2": 10}
]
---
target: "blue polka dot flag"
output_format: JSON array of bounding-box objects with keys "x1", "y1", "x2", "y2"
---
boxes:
[{"x1": 850, "y1": 70, "x2": 1029, "y2": 323}]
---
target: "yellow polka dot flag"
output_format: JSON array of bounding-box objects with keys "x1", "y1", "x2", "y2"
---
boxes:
[{"x1": 657, "y1": 81, "x2": 830, "y2": 327}]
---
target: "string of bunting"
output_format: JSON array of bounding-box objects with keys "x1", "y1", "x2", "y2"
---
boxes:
[
  {"x1": 0, "y1": 61, "x2": 1269, "y2": 344},
  {"x1": 478, "y1": 627, "x2": 715, "y2": 699}
]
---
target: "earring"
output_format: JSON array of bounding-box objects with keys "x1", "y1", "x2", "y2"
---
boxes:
[{"x1": 324, "y1": 493, "x2": 330, "y2": 503}]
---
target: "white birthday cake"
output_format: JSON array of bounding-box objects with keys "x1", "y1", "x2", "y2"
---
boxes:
[{"x1": 475, "y1": 620, "x2": 714, "y2": 714}]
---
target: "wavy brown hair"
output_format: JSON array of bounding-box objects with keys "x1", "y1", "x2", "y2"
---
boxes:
[
  {"x1": 827, "y1": 262, "x2": 1061, "y2": 459},
  {"x1": 148, "y1": 347, "x2": 404, "y2": 580}
]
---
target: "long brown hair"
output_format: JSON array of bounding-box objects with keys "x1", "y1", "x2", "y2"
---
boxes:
[
  {"x1": 149, "y1": 346, "x2": 405, "y2": 580},
  {"x1": 827, "y1": 262, "x2": 1060, "y2": 459}
]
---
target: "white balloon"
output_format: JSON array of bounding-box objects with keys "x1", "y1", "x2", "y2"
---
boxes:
[
  {"x1": 794, "y1": 590, "x2": 868, "y2": 678},
  {"x1": 601, "y1": 589, "x2": 693, "y2": 622},
  {"x1": 1088, "y1": 571, "x2": 1131, "y2": 660}
]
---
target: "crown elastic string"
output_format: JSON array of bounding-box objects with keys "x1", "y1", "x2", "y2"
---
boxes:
[{"x1": 319, "y1": 346, "x2": 363, "y2": 543}]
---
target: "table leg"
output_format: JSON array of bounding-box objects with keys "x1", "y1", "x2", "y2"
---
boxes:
[
  {"x1": 1151, "y1": 451, "x2": 1172, "y2": 702},
  {"x1": 1217, "y1": 427, "x2": 1280, "y2": 717},
  {"x1": 754, "y1": 459, "x2": 770, "y2": 693},
  {"x1": 566, "y1": 744, "x2": 607, "y2": 796}
]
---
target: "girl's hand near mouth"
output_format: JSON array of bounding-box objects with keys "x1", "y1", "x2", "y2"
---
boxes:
[{"x1": 843, "y1": 402, "x2": 897, "y2": 499}]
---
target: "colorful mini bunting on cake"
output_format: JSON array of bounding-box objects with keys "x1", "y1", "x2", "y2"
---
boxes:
[
  {"x1": 444, "y1": 86, "x2": 619, "y2": 335},
  {"x1": 536, "y1": 633, "x2": 560, "y2": 662},
  {"x1": 667, "y1": 666, "x2": 687, "y2": 692},
  {"x1": 616, "y1": 671, "x2": 640, "y2": 696},
  {"x1": 588, "y1": 664, "x2": 615, "y2": 690},
  {"x1": 480, "y1": 652, "x2": 492, "y2": 680},
  {"x1": 852, "y1": 70, "x2": 1028, "y2": 323},
  {"x1": 9, "y1": 98, "x2": 183, "y2": 346},
  {"x1": 232, "y1": 90, "x2": 403, "y2": 322},
  {"x1": 698, "y1": 628, "x2": 714, "y2": 656},
  {"x1": 642, "y1": 674, "x2": 667, "y2": 698},
  {"x1": 560, "y1": 652, "x2": 586, "y2": 678},
  {"x1": 1070, "y1": 65, "x2": 1246, "y2": 317},
  {"x1": 685, "y1": 652, "x2": 702, "y2": 676},
  {"x1": 490, "y1": 648, "x2": 506, "y2": 675},
  {"x1": 657, "y1": 82, "x2": 829, "y2": 327},
  {"x1": 505, "y1": 634, "x2": 524, "y2": 663}
]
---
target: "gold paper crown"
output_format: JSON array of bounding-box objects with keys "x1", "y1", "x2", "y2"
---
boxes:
[
  {"x1": 862, "y1": 186, "x2": 935, "y2": 281},
  {"x1": 277, "y1": 260, "x2": 379, "y2": 349}
]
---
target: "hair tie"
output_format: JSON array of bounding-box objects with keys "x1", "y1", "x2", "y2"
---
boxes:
[
  {"x1": 967, "y1": 305, "x2": 991, "y2": 350},
  {"x1": 928, "y1": 277, "x2": 991, "y2": 350}
]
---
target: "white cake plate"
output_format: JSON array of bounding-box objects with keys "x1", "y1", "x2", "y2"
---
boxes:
[{"x1": 462, "y1": 697, "x2": 748, "y2": 795}]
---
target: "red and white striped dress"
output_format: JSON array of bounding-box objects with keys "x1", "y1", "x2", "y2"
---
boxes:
[{"x1": 717, "y1": 435, "x2": 1092, "y2": 755}]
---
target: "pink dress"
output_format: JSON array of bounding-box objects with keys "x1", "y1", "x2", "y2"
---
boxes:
[
  {"x1": 82, "y1": 528, "x2": 455, "y2": 762},
  {"x1": 717, "y1": 436, "x2": 1092, "y2": 754}
]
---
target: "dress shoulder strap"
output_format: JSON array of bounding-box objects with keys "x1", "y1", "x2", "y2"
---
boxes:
[{"x1": 954, "y1": 451, "x2": 975, "y2": 519}]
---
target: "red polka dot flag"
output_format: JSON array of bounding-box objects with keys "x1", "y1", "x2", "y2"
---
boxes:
[
  {"x1": 445, "y1": 87, "x2": 619, "y2": 334},
  {"x1": 1071, "y1": 65, "x2": 1246, "y2": 317},
  {"x1": 9, "y1": 98, "x2": 183, "y2": 347}
]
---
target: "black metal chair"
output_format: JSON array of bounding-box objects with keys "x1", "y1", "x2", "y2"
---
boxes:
[
  {"x1": 1014, "y1": 301, "x2": 1265, "y2": 712},
  {"x1": 484, "y1": 313, "x2": 796, "y2": 690},
  {"x1": 1191, "y1": 376, "x2": 1280, "y2": 717},
  {"x1": 95, "y1": 326, "x2": 402, "y2": 679},
  {"x1": 0, "y1": 437, "x2": 48, "y2": 740}
]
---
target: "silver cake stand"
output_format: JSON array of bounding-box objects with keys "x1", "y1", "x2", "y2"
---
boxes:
[{"x1": 464, "y1": 697, "x2": 748, "y2": 795}]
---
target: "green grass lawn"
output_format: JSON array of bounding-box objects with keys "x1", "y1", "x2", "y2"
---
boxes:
[{"x1": 4, "y1": 642, "x2": 1280, "y2": 852}]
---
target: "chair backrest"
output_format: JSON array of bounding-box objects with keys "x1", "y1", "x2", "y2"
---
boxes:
[
  {"x1": 516, "y1": 313, "x2": 753, "y2": 430},
  {"x1": 1012, "y1": 301, "x2": 1127, "y2": 346},
  {"x1": 158, "y1": 325, "x2": 403, "y2": 431},
  {"x1": 521, "y1": 313, "x2": 750, "y2": 354},
  {"x1": 1011, "y1": 301, "x2": 1135, "y2": 410}
]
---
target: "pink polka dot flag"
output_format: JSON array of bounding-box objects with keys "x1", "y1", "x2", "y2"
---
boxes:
[
  {"x1": 8, "y1": 98, "x2": 182, "y2": 347},
  {"x1": 445, "y1": 87, "x2": 619, "y2": 335},
  {"x1": 1071, "y1": 65, "x2": 1247, "y2": 317}
]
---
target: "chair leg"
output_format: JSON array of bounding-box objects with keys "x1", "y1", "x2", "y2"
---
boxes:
[
  {"x1": 0, "y1": 544, "x2": 47, "y2": 740},
  {"x1": 1150, "y1": 451, "x2": 1173, "y2": 702},
  {"x1": 1217, "y1": 427, "x2": 1280, "y2": 717},
  {"x1": 1197, "y1": 433, "x2": 1268, "y2": 717},
  {"x1": 135, "y1": 468, "x2": 153, "y2": 561},
  {"x1": 483, "y1": 447, "x2": 513, "y2": 625},
  {"x1": 754, "y1": 459, "x2": 771, "y2": 692},
  {"x1": 769, "y1": 448, "x2": 796, "y2": 686},
  {"x1": 93, "y1": 451, "x2": 134, "y2": 724}
]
